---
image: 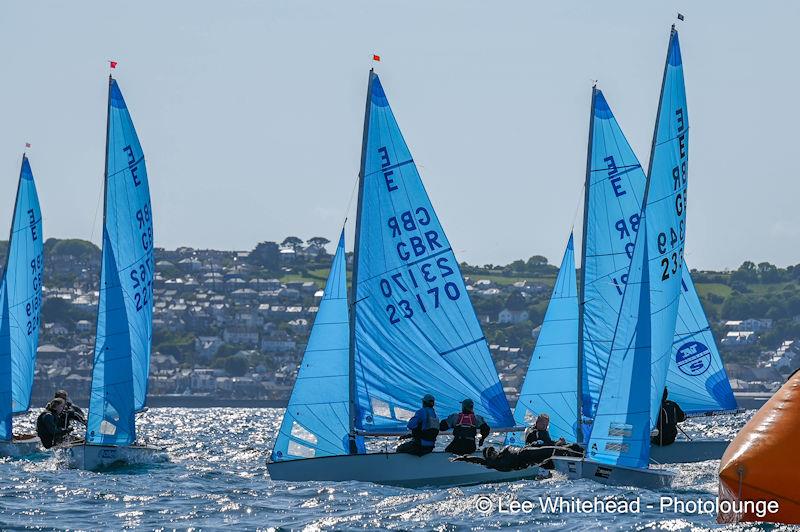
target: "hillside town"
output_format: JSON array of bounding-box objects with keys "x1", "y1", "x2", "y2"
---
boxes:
[{"x1": 22, "y1": 238, "x2": 800, "y2": 409}]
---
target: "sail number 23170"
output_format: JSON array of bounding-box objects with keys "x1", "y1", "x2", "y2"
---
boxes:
[{"x1": 380, "y1": 257, "x2": 461, "y2": 325}]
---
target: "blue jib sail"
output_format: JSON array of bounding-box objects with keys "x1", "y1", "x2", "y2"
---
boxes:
[
  {"x1": 86, "y1": 77, "x2": 154, "y2": 446},
  {"x1": 644, "y1": 26, "x2": 691, "y2": 427},
  {"x1": 352, "y1": 71, "x2": 514, "y2": 433},
  {"x1": 507, "y1": 234, "x2": 578, "y2": 446},
  {"x1": 272, "y1": 233, "x2": 364, "y2": 461},
  {"x1": 0, "y1": 156, "x2": 43, "y2": 441},
  {"x1": 587, "y1": 220, "x2": 653, "y2": 468}
]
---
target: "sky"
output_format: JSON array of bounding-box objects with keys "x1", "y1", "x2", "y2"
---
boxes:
[{"x1": 0, "y1": 1, "x2": 797, "y2": 270}]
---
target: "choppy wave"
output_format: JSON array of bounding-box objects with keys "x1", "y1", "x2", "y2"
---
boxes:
[{"x1": 0, "y1": 408, "x2": 765, "y2": 530}]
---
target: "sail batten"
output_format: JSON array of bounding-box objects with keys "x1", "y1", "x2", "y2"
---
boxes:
[
  {"x1": 0, "y1": 156, "x2": 43, "y2": 441},
  {"x1": 86, "y1": 78, "x2": 154, "y2": 446},
  {"x1": 352, "y1": 72, "x2": 514, "y2": 433}
]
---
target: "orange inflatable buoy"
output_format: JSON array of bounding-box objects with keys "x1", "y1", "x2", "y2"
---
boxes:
[{"x1": 718, "y1": 371, "x2": 800, "y2": 524}]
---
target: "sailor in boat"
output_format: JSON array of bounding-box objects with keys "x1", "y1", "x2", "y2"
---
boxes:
[
  {"x1": 651, "y1": 387, "x2": 686, "y2": 446},
  {"x1": 451, "y1": 443, "x2": 566, "y2": 473},
  {"x1": 439, "y1": 398, "x2": 490, "y2": 455},
  {"x1": 524, "y1": 413, "x2": 560, "y2": 447},
  {"x1": 35, "y1": 399, "x2": 73, "y2": 449},
  {"x1": 54, "y1": 390, "x2": 86, "y2": 430},
  {"x1": 396, "y1": 394, "x2": 439, "y2": 456}
]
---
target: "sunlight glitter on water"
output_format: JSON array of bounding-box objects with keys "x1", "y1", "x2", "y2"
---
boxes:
[{"x1": 0, "y1": 408, "x2": 758, "y2": 530}]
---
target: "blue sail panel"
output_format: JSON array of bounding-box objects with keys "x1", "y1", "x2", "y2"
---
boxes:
[
  {"x1": 669, "y1": 275, "x2": 736, "y2": 413},
  {"x1": 507, "y1": 235, "x2": 578, "y2": 446},
  {"x1": 587, "y1": 222, "x2": 652, "y2": 468},
  {"x1": 582, "y1": 90, "x2": 733, "y2": 418},
  {"x1": 353, "y1": 72, "x2": 514, "y2": 433},
  {"x1": 581, "y1": 89, "x2": 647, "y2": 425},
  {"x1": 0, "y1": 286, "x2": 11, "y2": 441},
  {"x1": 645, "y1": 28, "x2": 689, "y2": 427},
  {"x1": 1, "y1": 157, "x2": 44, "y2": 415},
  {"x1": 272, "y1": 233, "x2": 364, "y2": 461},
  {"x1": 86, "y1": 78, "x2": 154, "y2": 446}
]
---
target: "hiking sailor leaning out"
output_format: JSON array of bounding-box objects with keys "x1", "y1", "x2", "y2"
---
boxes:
[
  {"x1": 397, "y1": 394, "x2": 439, "y2": 457},
  {"x1": 439, "y1": 398, "x2": 490, "y2": 455}
]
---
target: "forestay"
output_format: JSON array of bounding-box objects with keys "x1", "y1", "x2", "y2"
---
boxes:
[
  {"x1": 0, "y1": 157, "x2": 43, "y2": 440},
  {"x1": 272, "y1": 233, "x2": 364, "y2": 461},
  {"x1": 87, "y1": 78, "x2": 154, "y2": 446},
  {"x1": 352, "y1": 72, "x2": 514, "y2": 433},
  {"x1": 507, "y1": 234, "x2": 578, "y2": 446}
]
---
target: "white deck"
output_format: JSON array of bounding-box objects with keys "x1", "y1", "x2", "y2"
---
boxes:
[
  {"x1": 551, "y1": 456, "x2": 676, "y2": 489},
  {"x1": 268, "y1": 451, "x2": 550, "y2": 488},
  {"x1": 56, "y1": 442, "x2": 168, "y2": 471}
]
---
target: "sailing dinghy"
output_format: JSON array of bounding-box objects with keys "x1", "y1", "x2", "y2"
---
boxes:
[
  {"x1": 512, "y1": 26, "x2": 731, "y2": 465},
  {"x1": 0, "y1": 155, "x2": 44, "y2": 457},
  {"x1": 552, "y1": 26, "x2": 692, "y2": 487},
  {"x1": 58, "y1": 76, "x2": 165, "y2": 470},
  {"x1": 268, "y1": 70, "x2": 543, "y2": 487}
]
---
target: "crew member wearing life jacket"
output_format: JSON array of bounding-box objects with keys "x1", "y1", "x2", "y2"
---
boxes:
[
  {"x1": 525, "y1": 413, "x2": 559, "y2": 447},
  {"x1": 36, "y1": 398, "x2": 72, "y2": 449},
  {"x1": 54, "y1": 390, "x2": 86, "y2": 430},
  {"x1": 396, "y1": 394, "x2": 440, "y2": 456},
  {"x1": 439, "y1": 398, "x2": 490, "y2": 455},
  {"x1": 651, "y1": 387, "x2": 686, "y2": 446}
]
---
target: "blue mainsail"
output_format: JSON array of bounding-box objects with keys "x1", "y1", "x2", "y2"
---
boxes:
[
  {"x1": 644, "y1": 26, "x2": 690, "y2": 427},
  {"x1": 86, "y1": 77, "x2": 154, "y2": 446},
  {"x1": 507, "y1": 234, "x2": 578, "y2": 446},
  {"x1": 352, "y1": 71, "x2": 514, "y2": 433},
  {"x1": 586, "y1": 221, "x2": 653, "y2": 468},
  {"x1": 272, "y1": 232, "x2": 364, "y2": 460},
  {"x1": 0, "y1": 156, "x2": 43, "y2": 441},
  {"x1": 580, "y1": 88, "x2": 734, "y2": 423},
  {"x1": 580, "y1": 89, "x2": 647, "y2": 430}
]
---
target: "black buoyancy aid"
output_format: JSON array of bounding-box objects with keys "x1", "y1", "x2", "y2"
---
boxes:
[
  {"x1": 452, "y1": 412, "x2": 478, "y2": 440},
  {"x1": 415, "y1": 407, "x2": 440, "y2": 444},
  {"x1": 36, "y1": 412, "x2": 55, "y2": 449}
]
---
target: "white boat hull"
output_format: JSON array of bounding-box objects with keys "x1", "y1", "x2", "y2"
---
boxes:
[
  {"x1": 57, "y1": 442, "x2": 168, "y2": 471},
  {"x1": 0, "y1": 436, "x2": 41, "y2": 457},
  {"x1": 551, "y1": 456, "x2": 676, "y2": 489},
  {"x1": 649, "y1": 439, "x2": 729, "y2": 463},
  {"x1": 268, "y1": 451, "x2": 550, "y2": 488}
]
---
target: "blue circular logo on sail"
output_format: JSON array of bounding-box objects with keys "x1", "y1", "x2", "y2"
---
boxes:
[{"x1": 676, "y1": 341, "x2": 711, "y2": 376}]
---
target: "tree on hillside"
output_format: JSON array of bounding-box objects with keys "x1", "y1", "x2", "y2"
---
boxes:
[
  {"x1": 731, "y1": 261, "x2": 758, "y2": 284},
  {"x1": 526, "y1": 255, "x2": 549, "y2": 268},
  {"x1": 282, "y1": 236, "x2": 303, "y2": 249},
  {"x1": 45, "y1": 238, "x2": 100, "y2": 260},
  {"x1": 509, "y1": 259, "x2": 526, "y2": 273},
  {"x1": 224, "y1": 354, "x2": 250, "y2": 377},
  {"x1": 504, "y1": 291, "x2": 527, "y2": 311},
  {"x1": 249, "y1": 241, "x2": 280, "y2": 271},
  {"x1": 757, "y1": 262, "x2": 781, "y2": 283},
  {"x1": 307, "y1": 236, "x2": 330, "y2": 247}
]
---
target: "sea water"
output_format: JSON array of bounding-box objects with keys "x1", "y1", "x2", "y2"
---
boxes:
[{"x1": 0, "y1": 408, "x2": 756, "y2": 530}]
